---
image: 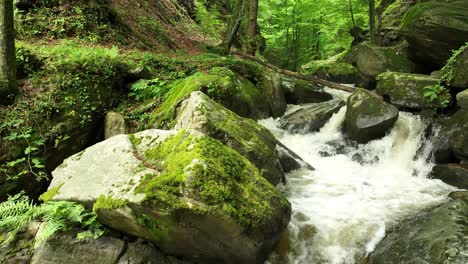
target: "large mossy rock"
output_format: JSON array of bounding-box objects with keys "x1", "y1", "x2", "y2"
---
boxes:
[
  {"x1": 45, "y1": 129, "x2": 291, "y2": 264},
  {"x1": 344, "y1": 88, "x2": 399, "y2": 143},
  {"x1": 344, "y1": 43, "x2": 416, "y2": 79},
  {"x1": 150, "y1": 67, "x2": 271, "y2": 128},
  {"x1": 258, "y1": 71, "x2": 287, "y2": 118},
  {"x1": 302, "y1": 60, "x2": 368, "y2": 86},
  {"x1": 432, "y1": 110, "x2": 468, "y2": 163},
  {"x1": 457, "y1": 89, "x2": 468, "y2": 109},
  {"x1": 375, "y1": 72, "x2": 438, "y2": 109},
  {"x1": 431, "y1": 164, "x2": 468, "y2": 189},
  {"x1": 450, "y1": 129, "x2": 468, "y2": 161},
  {"x1": 278, "y1": 99, "x2": 345, "y2": 134},
  {"x1": 443, "y1": 45, "x2": 468, "y2": 89},
  {"x1": 399, "y1": 0, "x2": 468, "y2": 68},
  {"x1": 174, "y1": 91, "x2": 307, "y2": 185},
  {"x1": 281, "y1": 76, "x2": 333, "y2": 104},
  {"x1": 368, "y1": 197, "x2": 468, "y2": 264}
]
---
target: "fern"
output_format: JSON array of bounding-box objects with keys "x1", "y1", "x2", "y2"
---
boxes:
[{"x1": 0, "y1": 192, "x2": 105, "y2": 246}]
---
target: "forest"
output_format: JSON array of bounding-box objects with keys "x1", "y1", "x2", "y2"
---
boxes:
[{"x1": 0, "y1": 0, "x2": 467, "y2": 263}]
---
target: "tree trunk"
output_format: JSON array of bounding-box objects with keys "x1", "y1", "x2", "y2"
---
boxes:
[
  {"x1": 0, "y1": 0, "x2": 16, "y2": 105},
  {"x1": 349, "y1": 0, "x2": 358, "y2": 40},
  {"x1": 223, "y1": 0, "x2": 246, "y2": 54},
  {"x1": 368, "y1": 0, "x2": 376, "y2": 44},
  {"x1": 246, "y1": 0, "x2": 258, "y2": 55}
]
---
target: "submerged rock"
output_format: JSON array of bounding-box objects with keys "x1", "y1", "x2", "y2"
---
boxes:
[
  {"x1": 431, "y1": 164, "x2": 468, "y2": 189},
  {"x1": 399, "y1": 0, "x2": 468, "y2": 68},
  {"x1": 456, "y1": 89, "x2": 468, "y2": 110},
  {"x1": 174, "y1": 91, "x2": 309, "y2": 184},
  {"x1": 45, "y1": 129, "x2": 291, "y2": 264},
  {"x1": 375, "y1": 72, "x2": 439, "y2": 110},
  {"x1": 104, "y1": 112, "x2": 128, "y2": 139},
  {"x1": 344, "y1": 89, "x2": 399, "y2": 143},
  {"x1": 281, "y1": 76, "x2": 333, "y2": 104},
  {"x1": 278, "y1": 100, "x2": 345, "y2": 134},
  {"x1": 344, "y1": 43, "x2": 415, "y2": 79},
  {"x1": 369, "y1": 197, "x2": 468, "y2": 264}
]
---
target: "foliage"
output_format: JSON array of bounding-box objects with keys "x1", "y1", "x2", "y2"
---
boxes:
[
  {"x1": 258, "y1": 0, "x2": 369, "y2": 69},
  {"x1": 0, "y1": 192, "x2": 105, "y2": 245},
  {"x1": 195, "y1": 0, "x2": 223, "y2": 40}
]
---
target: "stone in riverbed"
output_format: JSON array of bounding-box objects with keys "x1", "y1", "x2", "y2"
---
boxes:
[
  {"x1": 344, "y1": 88, "x2": 399, "y2": 144},
  {"x1": 104, "y1": 112, "x2": 128, "y2": 139},
  {"x1": 258, "y1": 71, "x2": 288, "y2": 118},
  {"x1": 375, "y1": 72, "x2": 439, "y2": 110},
  {"x1": 174, "y1": 91, "x2": 311, "y2": 185},
  {"x1": 368, "y1": 197, "x2": 468, "y2": 264},
  {"x1": 449, "y1": 129, "x2": 468, "y2": 161},
  {"x1": 278, "y1": 99, "x2": 345, "y2": 134},
  {"x1": 431, "y1": 164, "x2": 468, "y2": 189},
  {"x1": 45, "y1": 128, "x2": 291, "y2": 264},
  {"x1": 432, "y1": 110, "x2": 468, "y2": 163},
  {"x1": 281, "y1": 76, "x2": 333, "y2": 104}
]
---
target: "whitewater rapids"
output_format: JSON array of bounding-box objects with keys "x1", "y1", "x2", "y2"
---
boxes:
[{"x1": 261, "y1": 90, "x2": 456, "y2": 264}]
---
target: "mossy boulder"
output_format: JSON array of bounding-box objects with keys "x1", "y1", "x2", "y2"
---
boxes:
[
  {"x1": 258, "y1": 71, "x2": 287, "y2": 118},
  {"x1": 150, "y1": 67, "x2": 270, "y2": 128},
  {"x1": 344, "y1": 89, "x2": 399, "y2": 143},
  {"x1": 344, "y1": 42, "x2": 416, "y2": 79},
  {"x1": 443, "y1": 45, "x2": 468, "y2": 89},
  {"x1": 45, "y1": 129, "x2": 291, "y2": 264},
  {"x1": 104, "y1": 112, "x2": 128, "y2": 139},
  {"x1": 174, "y1": 91, "x2": 309, "y2": 185},
  {"x1": 302, "y1": 60, "x2": 368, "y2": 86},
  {"x1": 399, "y1": 0, "x2": 468, "y2": 68},
  {"x1": 450, "y1": 129, "x2": 468, "y2": 161},
  {"x1": 431, "y1": 164, "x2": 468, "y2": 189},
  {"x1": 375, "y1": 72, "x2": 438, "y2": 110},
  {"x1": 368, "y1": 197, "x2": 468, "y2": 264},
  {"x1": 456, "y1": 89, "x2": 468, "y2": 109},
  {"x1": 432, "y1": 110, "x2": 468, "y2": 163},
  {"x1": 281, "y1": 76, "x2": 333, "y2": 104},
  {"x1": 278, "y1": 99, "x2": 345, "y2": 134}
]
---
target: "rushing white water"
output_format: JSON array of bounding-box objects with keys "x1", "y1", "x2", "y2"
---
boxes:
[{"x1": 261, "y1": 90, "x2": 456, "y2": 264}]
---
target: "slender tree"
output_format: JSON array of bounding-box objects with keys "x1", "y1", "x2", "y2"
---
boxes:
[
  {"x1": 0, "y1": 0, "x2": 16, "y2": 105},
  {"x1": 368, "y1": 0, "x2": 376, "y2": 44},
  {"x1": 223, "y1": 0, "x2": 246, "y2": 54},
  {"x1": 246, "y1": 0, "x2": 259, "y2": 55}
]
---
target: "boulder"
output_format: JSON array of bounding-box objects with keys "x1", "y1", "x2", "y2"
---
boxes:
[
  {"x1": 444, "y1": 45, "x2": 468, "y2": 88},
  {"x1": 30, "y1": 230, "x2": 190, "y2": 264},
  {"x1": 258, "y1": 71, "x2": 287, "y2": 118},
  {"x1": 450, "y1": 129, "x2": 468, "y2": 161},
  {"x1": 150, "y1": 67, "x2": 270, "y2": 128},
  {"x1": 281, "y1": 76, "x2": 333, "y2": 104},
  {"x1": 375, "y1": 72, "x2": 439, "y2": 110},
  {"x1": 344, "y1": 43, "x2": 416, "y2": 79},
  {"x1": 302, "y1": 60, "x2": 368, "y2": 86},
  {"x1": 399, "y1": 0, "x2": 468, "y2": 68},
  {"x1": 278, "y1": 99, "x2": 345, "y2": 133},
  {"x1": 174, "y1": 91, "x2": 310, "y2": 185},
  {"x1": 431, "y1": 164, "x2": 468, "y2": 189},
  {"x1": 432, "y1": 110, "x2": 468, "y2": 163},
  {"x1": 104, "y1": 112, "x2": 128, "y2": 139},
  {"x1": 45, "y1": 129, "x2": 291, "y2": 264},
  {"x1": 456, "y1": 89, "x2": 468, "y2": 109},
  {"x1": 368, "y1": 197, "x2": 468, "y2": 264},
  {"x1": 344, "y1": 88, "x2": 399, "y2": 143}
]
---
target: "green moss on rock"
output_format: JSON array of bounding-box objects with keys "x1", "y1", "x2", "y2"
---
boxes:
[{"x1": 93, "y1": 195, "x2": 129, "y2": 213}]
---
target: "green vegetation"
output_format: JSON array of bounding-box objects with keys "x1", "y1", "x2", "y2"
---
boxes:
[
  {"x1": 93, "y1": 195, "x2": 129, "y2": 213},
  {"x1": 0, "y1": 192, "x2": 104, "y2": 245}
]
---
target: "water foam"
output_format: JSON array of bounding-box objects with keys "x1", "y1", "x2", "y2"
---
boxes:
[{"x1": 261, "y1": 102, "x2": 456, "y2": 264}]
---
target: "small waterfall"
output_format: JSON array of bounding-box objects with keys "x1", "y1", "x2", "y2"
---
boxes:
[{"x1": 261, "y1": 99, "x2": 456, "y2": 264}]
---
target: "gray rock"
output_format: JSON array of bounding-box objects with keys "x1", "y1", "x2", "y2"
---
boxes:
[
  {"x1": 344, "y1": 89, "x2": 399, "y2": 143},
  {"x1": 400, "y1": 0, "x2": 468, "y2": 68},
  {"x1": 281, "y1": 76, "x2": 333, "y2": 104},
  {"x1": 174, "y1": 91, "x2": 312, "y2": 184},
  {"x1": 446, "y1": 46, "x2": 468, "y2": 89},
  {"x1": 278, "y1": 100, "x2": 345, "y2": 133},
  {"x1": 431, "y1": 164, "x2": 468, "y2": 189},
  {"x1": 369, "y1": 198, "x2": 468, "y2": 264},
  {"x1": 450, "y1": 129, "x2": 468, "y2": 161},
  {"x1": 45, "y1": 128, "x2": 291, "y2": 264},
  {"x1": 344, "y1": 42, "x2": 415, "y2": 79},
  {"x1": 432, "y1": 110, "x2": 468, "y2": 163},
  {"x1": 376, "y1": 72, "x2": 439, "y2": 109},
  {"x1": 259, "y1": 71, "x2": 287, "y2": 118},
  {"x1": 104, "y1": 112, "x2": 128, "y2": 139},
  {"x1": 456, "y1": 89, "x2": 468, "y2": 109}
]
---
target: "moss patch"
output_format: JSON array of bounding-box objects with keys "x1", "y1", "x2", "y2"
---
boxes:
[
  {"x1": 39, "y1": 183, "x2": 64, "y2": 202},
  {"x1": 93, "y1": 195, "x2": 129, "y2": 213},
  {"x1": 134, "y1": 130, "x2": 288, "y2": 230}
]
